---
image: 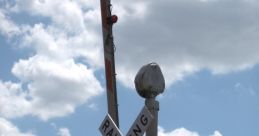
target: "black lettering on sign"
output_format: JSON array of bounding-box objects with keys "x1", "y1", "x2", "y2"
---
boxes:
[
  {"x1": 127, "y1": 113, "x2": 151, "y2": 136},
  {"x1": 105, "y1": 128, "x2": 119, "y2": 136},
  {"x1": 140, "y1": 114, "x2": 148, "y2": 126},
  {"x1": 132, "y1": 124, "x2": 141, "y2": 136},
  {"x1": 102, "y1": 119, "x2": 110, "y2": 133},
  {"x1": 106, "y1": 128, "x2": 114, "y2": 136}
]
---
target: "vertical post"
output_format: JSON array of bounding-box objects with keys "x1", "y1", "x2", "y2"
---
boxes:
[
  {"x1": 100, "y1": 0, "x2": 119, "y2": 127},
  {"x1": 145, "y1": 97, "x2": 159, "y2": 136}
]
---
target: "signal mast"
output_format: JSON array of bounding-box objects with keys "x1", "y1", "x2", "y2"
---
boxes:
[{"x1": 100, "y1": 0, "x2": 119, "y2": 127}]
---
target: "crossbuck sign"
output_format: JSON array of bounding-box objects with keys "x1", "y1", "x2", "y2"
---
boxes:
[{"x1": 99, "y1": 106, "x2": 153, "y2": 136}]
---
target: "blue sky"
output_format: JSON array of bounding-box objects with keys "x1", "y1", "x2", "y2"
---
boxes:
[{"x1": 0, "y1": 0, "x2": 259, "y2": 136}]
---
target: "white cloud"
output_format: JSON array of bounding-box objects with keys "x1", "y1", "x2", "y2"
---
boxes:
[
  {"x1": 112, "y1": 0, "x2": 259, "y2": 87},
  {"x1": 0, "y1": 0, "x2": 103, "y2": 120},
  {"x1": 57, "y1": 128, "x2": 71, "y2": 136},
  {"x1": 0, "y1": 81, "x2": 31, "y2": 118},
  {"x1": 158, "y1": 127, "x2": 223, "y2": 136},
  {"x1": 13, "y1": 0, "x2": 85, "y2": 33},
  {"x1": 0, "y1": 58, "x2": 103, "y2": 120},
  {"x1": 0, "y1": 118, "x2": 35, "y2": 136},
  {"x1": 158, "y1": 127, "x2": 199, "y2": 136},
  {"x1": 9, "y1": 55, "x2": 103, "y2": 120},
  {"x1": 0, "y1": 10, "x2": 20, "y2": 37},
  {"x1": 112, "y1": 1, "x2": 149, "y2": 23},
  {"x1": 209, "y1": 130, "x2": 223, "y2": 136}
]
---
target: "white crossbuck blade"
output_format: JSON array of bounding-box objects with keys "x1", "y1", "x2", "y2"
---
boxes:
[
  {"x1": 99, "y1": 114, "x2": 123, "y2": 136},
  {"x1": 126, "y1": 106, "x2": 153, "y2": 136}
]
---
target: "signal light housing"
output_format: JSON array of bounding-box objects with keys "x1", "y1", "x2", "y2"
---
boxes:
[{"x1": 108, "y1": 15, "x2": 118, "y2": 24}]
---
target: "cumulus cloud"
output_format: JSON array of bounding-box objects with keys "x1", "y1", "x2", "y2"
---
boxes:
[
  {"x1": 0, "y1": 0, "x2": 103, "y2": 120},
  {"x1": 112, "y1": 0, "x2": 259, "y2": 87},
  {"x1": 158, "y1": 127, "x2": 199, "y2": 136},
  {"x1": 18, "y1": 10, "x2": 103, "y2": 68},
  {"x1": 0, "y1": 10, "x2": 20, "y2": 37},
  {"x1": 0, "y1": 81, "x2": 31, "y2": 118},
  {"x1": 12, "y1": 0, "x2": 85, "y2": 33},
  {"x1": 209, "y1": 131, "x2": 223, "y2": 136},
  {"x1": 0, "y1": 59, "x2": 102, "y2": 120},
  {"x1": 12, "y1": 55, "x2": 102, "y2": 120},
  {"x1": 57, "y1": 127, "x2": 71, "y2": 136},
  {"x1": 158, "y1": 127, "x2": 223, "y2": 136},
  {"x1": 0, "y1": 118, "x2": 35, "y2": 136}
]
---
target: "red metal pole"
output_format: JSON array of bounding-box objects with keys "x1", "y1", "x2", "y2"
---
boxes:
[{"x1": 100, "y1": 0, "x2": 119, "y2": 127}]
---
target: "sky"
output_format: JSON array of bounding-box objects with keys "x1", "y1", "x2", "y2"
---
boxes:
[{"x1": 0, "y1": 0, "x2": 259, "y2": 136}]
